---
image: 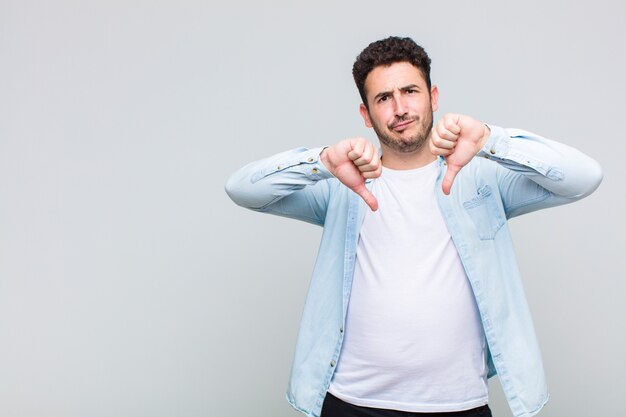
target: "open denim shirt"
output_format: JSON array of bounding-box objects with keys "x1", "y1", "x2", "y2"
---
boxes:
[{"x1": 225, "y1": 126, "x2": 602, "y2": 417}]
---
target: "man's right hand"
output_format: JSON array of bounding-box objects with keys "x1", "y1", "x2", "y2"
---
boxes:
[{"x1": 320, "y1": 138, "x2": 381, "y2": 211}]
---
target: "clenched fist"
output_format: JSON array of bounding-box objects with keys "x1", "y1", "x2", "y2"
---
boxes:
[
  {"x1": 429, "y1": 113, "x2": 491, "y2": 195},
  {"x1": 320, "y1": 137, "x2": 382, "y2": 211}
]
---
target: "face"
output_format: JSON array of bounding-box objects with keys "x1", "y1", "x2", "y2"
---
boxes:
[{"x1": 359, "y1": 62, "x2": 439, "y2": 154}]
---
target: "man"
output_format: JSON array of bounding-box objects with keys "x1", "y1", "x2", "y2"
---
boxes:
[{"x1": 225, "y1": 37, "x2": 602, "y2": 417}]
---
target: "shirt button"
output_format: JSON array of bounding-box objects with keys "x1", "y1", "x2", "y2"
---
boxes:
[
  {"x1": 312, "y1": 168, "x2": 319, "y2": 174},
  {"x1": 277, "y1": 165, "x2": 282, "y2": 170},
  {"x1": 489, "y1": 149, "x2": 496, "y2": 155},
  {"x1": 307, "y1": 157, "x2": 314, "y2": 162},
  {"x1": 330, "y1": 360, "x2": 336, "y2": 367},
  {"x1": 340, "y1": 327, "x2": 344, "y2": 333}
]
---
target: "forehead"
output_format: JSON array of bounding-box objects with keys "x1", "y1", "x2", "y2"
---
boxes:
[{"x1": 364, "y1": 62, "x2": 427, "y2": 95}]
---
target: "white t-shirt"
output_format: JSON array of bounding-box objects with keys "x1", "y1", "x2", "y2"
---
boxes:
[{"x1": 328, "y1": 160, "x2": 489, "y2": 412}]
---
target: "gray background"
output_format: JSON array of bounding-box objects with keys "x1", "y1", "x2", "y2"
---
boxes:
[{"x1": 1, "y1": 1, "x2": 624, "y2": 416}]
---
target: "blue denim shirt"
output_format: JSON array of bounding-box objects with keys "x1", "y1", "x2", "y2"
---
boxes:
[{"x1": 225, "y1": 126, "x2": 602, "y2": 417}]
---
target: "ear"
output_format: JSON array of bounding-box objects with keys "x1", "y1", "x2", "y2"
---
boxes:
[
  {"x1": 430, "y1": 85, "x2": 439, "y2": 112},
  {"x1": 359, "y1": 103, "x2": 373, "y2": 128}
]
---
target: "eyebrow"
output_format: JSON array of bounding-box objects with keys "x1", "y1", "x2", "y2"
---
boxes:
[{"x1": 373, "y1": 84, "x2": 421, "y2": 101}]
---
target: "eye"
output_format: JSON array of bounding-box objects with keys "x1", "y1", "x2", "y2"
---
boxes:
[
  {"x1": 378, "y1": 94, "x2": 390, "y2": 103},
  {"x1": 406, "y1": 89, "x2": 418, "y2": 94}
]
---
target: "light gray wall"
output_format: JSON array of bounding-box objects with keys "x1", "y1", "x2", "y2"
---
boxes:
[{"x1": 1, "y1": 1, "x2": 624, "y2": 416}]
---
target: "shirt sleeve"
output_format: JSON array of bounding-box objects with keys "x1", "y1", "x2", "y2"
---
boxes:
[
  {"x1": 225, "y1": 147, "x2": 334, "y2": 226},
  {"x1": 476, "y1": 125, "x2": 603, "y2": 218}
]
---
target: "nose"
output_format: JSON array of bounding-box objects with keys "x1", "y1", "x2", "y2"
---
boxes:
[{"x1": 394, "y1": 93, "x2": 408, "y2": 116}]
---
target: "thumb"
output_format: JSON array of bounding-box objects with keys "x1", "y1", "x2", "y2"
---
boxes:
[
  {"x1": 352, "y1": 182, "x2": 379, "y2": 211},
  {"x1": 442, "y1": 162, "x2": 461, "y2": 195}
]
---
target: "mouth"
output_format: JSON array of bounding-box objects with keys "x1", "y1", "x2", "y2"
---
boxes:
[{"x1": 390, "y1": 119, "x2": 415, "y2": 132}]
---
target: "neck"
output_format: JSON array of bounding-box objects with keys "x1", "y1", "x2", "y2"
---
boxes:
[{"x1": 379, "y1": 143, "x2": 437, "y2": 170}]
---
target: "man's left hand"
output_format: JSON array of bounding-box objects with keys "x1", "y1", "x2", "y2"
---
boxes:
[{"x1": 429, "y1": 113, "x2": 491, "y2": 195}]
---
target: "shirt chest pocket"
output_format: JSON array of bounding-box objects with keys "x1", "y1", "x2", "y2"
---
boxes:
[{"x1": 462, "y1": 185, "x2": 506, "y2": 240}]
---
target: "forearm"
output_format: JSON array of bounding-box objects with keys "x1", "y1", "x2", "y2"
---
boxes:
[
  {"x1": 479, "y1": 125, "x2": 603, "y2": 199},
  {"x1": 225, "y1": 147, "x2": 333, "y2": 210}
]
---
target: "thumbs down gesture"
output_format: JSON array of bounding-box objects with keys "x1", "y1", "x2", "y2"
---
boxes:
[{"x1": 429, "y1": 113, "x2": 491, "y2": 195}]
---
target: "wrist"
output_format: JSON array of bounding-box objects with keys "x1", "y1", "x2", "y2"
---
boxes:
[
  {"x1": 479, "y1": 124, "x2": 491, "y2": 150},
  {"x1": 319, "y1": 146, "x2": 332, "y2": 171}
]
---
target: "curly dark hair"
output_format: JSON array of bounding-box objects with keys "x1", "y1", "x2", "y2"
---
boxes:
[{"x1": 353, "y1": 36, "x2": 432, "y2": 108}]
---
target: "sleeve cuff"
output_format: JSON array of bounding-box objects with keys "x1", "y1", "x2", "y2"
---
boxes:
[
  {"x1": 476, "y1": 124, "x2": 511, "y2": 161},
  {"x1": 250, "y1": 147, "x2": 334, "y2": 183}
]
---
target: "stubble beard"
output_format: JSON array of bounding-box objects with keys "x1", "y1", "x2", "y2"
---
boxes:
[{"x1": 372, "y1": 110, "x2": 434, "y2": 154}]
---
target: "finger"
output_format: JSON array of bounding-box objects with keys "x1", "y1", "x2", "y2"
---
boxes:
[
  {"x1": 352, "y1": 142, "x2": 375, "y2": 167},
  {"x1": 432, "y1": 134, "x2": 457, "y2": 149},
  {"x1": 348, "y1": 139, "x2": 365, "y2": 161},
  {"x1": 443, "y1": 113, "x2": 461, "y2": 135},
  {"x1": 431, "y1": 147, "x2": 454, "y2": 157},
  {"x1": 357, "y1": 151, "x2": 381, "y2": 173},
  {"x1": 442, "y1": 163, "x2": 461, "y2": 195},
  {"x1": 435, "y1": 124, "x2": 459, "y2": 141},
  {"x1": 430, "y1": 133, "x2": 455, "y2": 156},
  {"x1": 353, "y1": 182, "x2": 379, "y2": 211},
  {"x1": 432, "y1": 123, "x2": 458, "y2": 149},
  {"x1": 362, "y1": 164, "x2": 382, "y2": 179},
  {"x1": 435, "y1": 124, "x2": 460, "y2": 142}
]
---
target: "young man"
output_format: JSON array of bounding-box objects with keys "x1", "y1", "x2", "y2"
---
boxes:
[{"x1": 225, "y1": 37, "x2": 602, "y2": 417}]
